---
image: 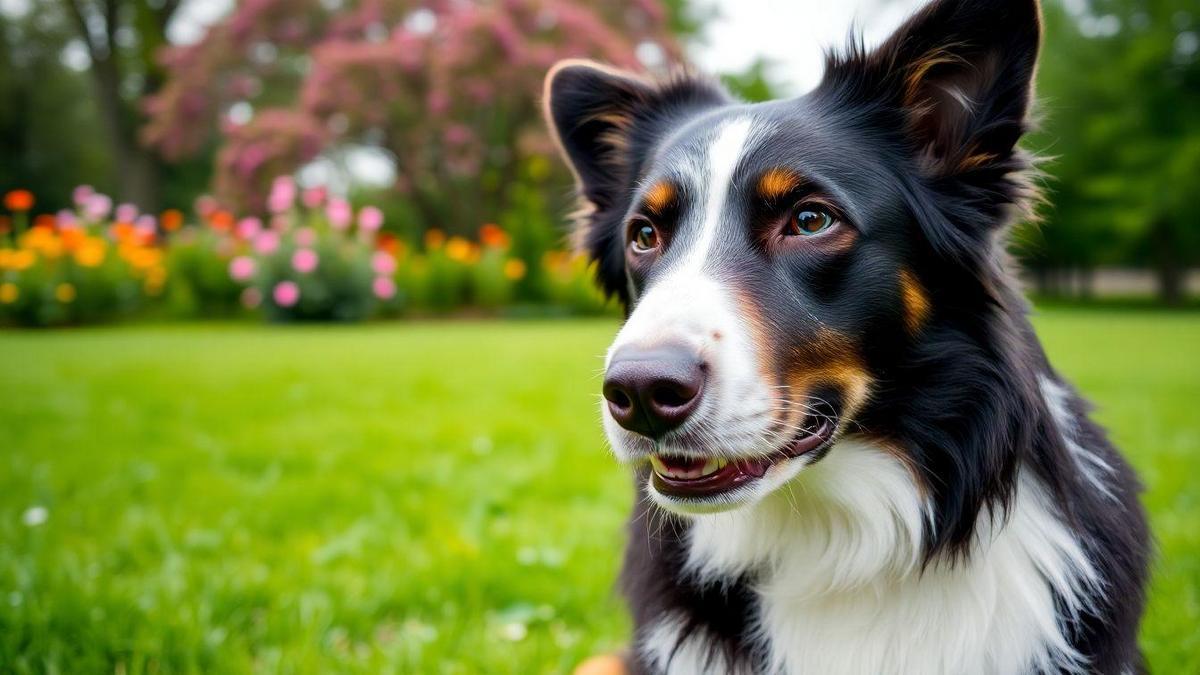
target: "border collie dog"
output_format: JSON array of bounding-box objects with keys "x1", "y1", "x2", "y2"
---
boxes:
[{"x1": 543, "y1": 0, "x2": 1150, "y2": 673}]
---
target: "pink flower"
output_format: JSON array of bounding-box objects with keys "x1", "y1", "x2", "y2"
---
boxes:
[
  {"x1": 241, "y1": 287, "x2": 262, "y2": 309},
  {"x1": 372, "y1": 276, "x2": 396, "y2": 300},
  {"x1": 115, "y1": 203, "x2": 138, "y2": 223},
  {"x1": 236, "y1": 217, "x2": 262, "y2": 239},
  {"x1": 268, "y1": 176, "x2": 297, "y2": 213},
  {"x1": 229, "y1": 255, "x2": 256, "y2": 282},
  {"x1": 273, "y1": 281, "x2": 300, "y2": 307},
  {"x1": 294, "y1": 227, "x2": 317, "y2": 247},
  {"x1": 195, "y1": 194, "x2": 218, "y2": 217},
  {"x1": 72, "y1": 185, "x2": 94, "y2": 206},
  {"x1": 253, "y1": 230, "x2": 281, "y2": 255},
  {"x1": 443, "y1": 123, "x2": 473, "y2": 146},
  {"x1": 302, "y1": 186, "x2": 327, "y2": 209},
  {"x1": 270, "y1": 214, "x2": 291, "y2": 231},
  {"x1": 56, "y1": 210, "x2": 79, "y2": 229},
  {"x1": 326, "y1": 197, "x2": 352, "y2": 230},
  {"x1": 135, "y1": 215, "x2": 157, "y2": 238},
  {"x1": 84, "y1": 194, "x2": 112, "y2": 221},
  {"x1": 358, "y1": 205, "x2": 384, "y2": 232},
  {"x1": 371, "y1": 251, "x2": 396, "y2": 276},
  {"x1": 291, "y1": 248, "x2": 319, "y2": 274}
]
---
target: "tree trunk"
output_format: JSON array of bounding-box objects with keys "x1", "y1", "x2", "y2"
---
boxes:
[
  {"x1": 90, "y1": 57, "x2": 160, "y2": 211},
  {"x1": 1149, "y1": 217, "x2": 1184, "y2": 306},
  {"x1": 63, "y1": 0, "x2": 165, "y2": 211},
  {"x1": 1033, "y1": 266, "x2": 1051, "y2": 296}
]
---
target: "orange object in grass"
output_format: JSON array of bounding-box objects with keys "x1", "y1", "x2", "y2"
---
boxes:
[{"x1": 572, "y1": 654, "x2": 627, "y2": 675}]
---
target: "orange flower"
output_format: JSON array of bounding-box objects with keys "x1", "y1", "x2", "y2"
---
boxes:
[
  {"x1": 9, "y1": 249, "x2": 35, "y2": 271},
  {"x1": 209, "y1": 210, "x2": 235, "y2": 232},
  {"x1": 160, "y1": 209, "x2": 184, "y2": 232},
  {"x1": 0, "y1": 282, "x2": 17, "y2": 303},
  {"x1": 55, "y1": 282, "x2": 76, "y2": 303},
  {"x1": 479, "y1": 223, "x2": 510, "y2": 249},
  {"x1": 130, "y1": 247, "x2": 163, "y2": 269},
  {"x1": 424, "y1": 228, "x2": 446, "y2": 250},
  {"x1": 4, "y1": 189, "x2": 34, "y2": 212},
  {"x1": 21, "y1": 226, "x2": 62, "y2": 259},
  {"x1": 503, "y1": 258, "x2": 527, "y2": 281},
  {"x1": 445, "y1": 236, "x2": 472, "y2": 262},
  {"x1": 73, "y1": 239, "x2": 106, "y2": 267},
  {"x1": 376, "y1": 233, "x2": 406, "y2": 259},
  {"x1": 34, "y1": 214, "x2": 56, "y2": 229},
  {"x1": 59, "y1": 227, "x2": 86, "y2": 251},
  {"x1": 111, "y1": 222, "x2": 135, "y2": 242}
]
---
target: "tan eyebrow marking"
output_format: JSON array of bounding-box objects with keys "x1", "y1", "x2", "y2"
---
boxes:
[
  {"x1": 899, "y1": 268, "x2": 931, "y2": 334},
  {"x1": 642, "y1": 180, "x2": 677, "y2": 216},
  {"x1": 756, "y1": 167, "x2": 804, "y2": 201}
]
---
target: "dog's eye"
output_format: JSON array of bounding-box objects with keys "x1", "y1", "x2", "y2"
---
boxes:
[
  {"x1": 786, "y1": 206, "x2": 834, "y2": 236},
  {"x1": 630, "y1": 219, "x2": 660, "y2": 253}
]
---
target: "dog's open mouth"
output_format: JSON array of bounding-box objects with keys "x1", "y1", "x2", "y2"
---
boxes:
[{"x1": 650, "y1": 417, "x2": 837, "y2": 499}]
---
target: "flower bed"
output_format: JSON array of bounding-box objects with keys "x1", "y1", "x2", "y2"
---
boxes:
[
  {"x1": 1, "y1": 188, "x2": 170, "y2": 327},
  {"x1": 2, "y1": 181, "x2": 613, "y2": 326}
]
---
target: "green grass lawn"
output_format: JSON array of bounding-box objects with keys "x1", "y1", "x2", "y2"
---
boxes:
[{"x1": 2, "y1": 310, "x2": 1198, "y2": 673}]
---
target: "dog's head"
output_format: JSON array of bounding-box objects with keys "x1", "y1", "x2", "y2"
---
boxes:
[{"x1": 544, "y1": 0, "x2": 1042, "y2": 516}]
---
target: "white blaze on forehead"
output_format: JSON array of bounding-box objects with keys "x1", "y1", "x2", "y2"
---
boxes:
[
  {"x1": 678, "y1": 116, "x2": 754, "y2": 275},
  {"x1": 607, "y1": 116, "x2": 758, "y2": 364}
]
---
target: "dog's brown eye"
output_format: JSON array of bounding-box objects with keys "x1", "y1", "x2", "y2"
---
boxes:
[
  {"x1": 786, "y1": 207, "x2": 834, "y2": 236},
  {"x1": 630, "y1": 220, "x2": 660, "y2": 253}
]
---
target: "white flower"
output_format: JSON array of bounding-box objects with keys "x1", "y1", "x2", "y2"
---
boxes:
[
  {"x1": 499, "y1": 622, "x2": 528, "y2": 642},
  {"x1": 21, "y1": 506, "x2": 48, "y2": 527}
]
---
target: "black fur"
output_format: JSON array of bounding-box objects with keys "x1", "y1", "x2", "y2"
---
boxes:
[{"x1": 544, "y1": 1, "x2": 1151, "y2": 672}]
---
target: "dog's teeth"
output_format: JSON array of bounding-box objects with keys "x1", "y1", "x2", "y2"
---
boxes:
[{"x1": 650, "y1": 456, "x2": 728, "y2": 480}]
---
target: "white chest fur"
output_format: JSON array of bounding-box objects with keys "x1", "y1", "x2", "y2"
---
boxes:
[{"x1": 646, "y1": 440, "x2": 1101, "y2": 675}]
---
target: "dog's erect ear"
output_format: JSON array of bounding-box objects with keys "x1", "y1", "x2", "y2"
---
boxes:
[
  {"x1": 543, "y1": 60, "x2": 728, "y2": 302},
  {"x1": 825, "y1": 0, "x2": 1042, "y2": 178},
  {"x1": 543, "y1": 60, "x2": 656, "y2": 212}
]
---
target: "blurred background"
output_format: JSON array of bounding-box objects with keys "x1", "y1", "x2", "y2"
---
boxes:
[{"x1": 1, "y1": 0, "x2": 1197, "y2": 672}]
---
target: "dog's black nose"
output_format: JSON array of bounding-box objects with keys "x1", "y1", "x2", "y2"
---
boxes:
[{"x1": 603, "y1": 345, "x2": 706, "y2": 439}]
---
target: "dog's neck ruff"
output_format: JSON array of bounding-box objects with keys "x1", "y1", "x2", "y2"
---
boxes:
[{"x1": 645, "y1": 439, "x2": 1101, "y2": 675}]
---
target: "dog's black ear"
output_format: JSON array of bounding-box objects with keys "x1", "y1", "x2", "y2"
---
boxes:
[
  {"x1": 543, "y1": 60, "x2": 727, "y2": 302},
  {"x1": 543, "y1": 60, "x2": 656, "y2": 213},
  {"x1": 821, "y1": 0, "x2": 1042, "y2": 262},
  {"x1": 829, "y1": 0, "x2": 1042, "y2": 176}
]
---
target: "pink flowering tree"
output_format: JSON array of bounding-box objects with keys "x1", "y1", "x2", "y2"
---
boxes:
[{"x1": 144, "y1": 0, "x2": 683, "y2": 230}]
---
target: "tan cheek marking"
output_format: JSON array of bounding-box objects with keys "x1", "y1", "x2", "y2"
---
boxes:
[
  {"x1": 782, "y1": 327, "x2": 873, "y2": 427},
  {"x1": 899, "y1": 268, "x2": 931, "y2": 334},
  {"x1": 642, "y1": 181, "x2": 676, "y2": 216},
  {"x1": 756, "y1": 167, "x2": 803, "y2": 201}
]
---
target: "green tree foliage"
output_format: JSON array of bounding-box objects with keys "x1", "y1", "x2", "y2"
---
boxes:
[
  {"x1": 1029, "y1": 0, "x2": 1200, "y2": 302},
  {"x1": 0, "y1": 10, "x2": 110, "y2": 210}
]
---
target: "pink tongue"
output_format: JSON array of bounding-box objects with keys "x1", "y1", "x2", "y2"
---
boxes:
[{"x1": 735, "y1": 458, "x2": 771, "y2": 478}]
